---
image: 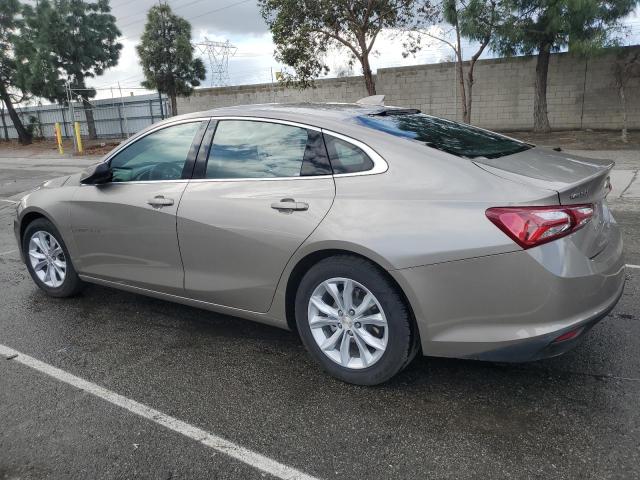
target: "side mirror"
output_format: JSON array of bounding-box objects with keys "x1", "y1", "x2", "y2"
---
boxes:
[{"x1": 80, "y1": 162, "x2": 113, "y2": 185}]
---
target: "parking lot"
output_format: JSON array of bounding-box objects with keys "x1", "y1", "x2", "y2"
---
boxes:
[{"x1": 1, "y1": 145, "x2": 639, "y2": 480}]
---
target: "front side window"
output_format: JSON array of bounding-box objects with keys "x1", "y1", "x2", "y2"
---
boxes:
[
  {"x1": 357, "y1": 113, "x2": 531, "y2": 159},
  {"x1": 206, "y1": 120, "x2": 310, "y2": 179},
  {"x1": 110, "y1": 122, "x2": 202, "y2": 182}
]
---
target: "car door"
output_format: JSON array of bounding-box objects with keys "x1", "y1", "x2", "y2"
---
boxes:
[
  {"x1": 177, "y1": 118, "x2": 336, "y2": 313},
  {"x1": 70, "y1": 119, "x2": 208, "y2": 295}
]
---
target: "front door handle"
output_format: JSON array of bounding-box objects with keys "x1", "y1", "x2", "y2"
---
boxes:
[
  {"x1": 271, "y1": 198, "x2": 309, "y2": 212},
  {"x1": 147, "y1": 195, "x2": 174, "y2": 207}
]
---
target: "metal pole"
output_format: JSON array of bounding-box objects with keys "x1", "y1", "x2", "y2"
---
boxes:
[
  {"x1": 66, "y1": 82, "x2": 77, "y2": 152},
  {"x1": 60, "y1": 108, "x2": 69, "y2": 138},
  {"x1": 118, "y1": 81, "x2": 129, "y2": 138},
  {"x1": 158, "y1": 90, "x2": 164, "y2": 120},
  {"x1": 149, "y1": 99, "x2": 154, "y2": 123}
]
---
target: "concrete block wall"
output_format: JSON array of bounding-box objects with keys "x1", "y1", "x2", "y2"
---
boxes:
[{"x1": 177, "y1": 46, "x2": 640, "y2": 131}]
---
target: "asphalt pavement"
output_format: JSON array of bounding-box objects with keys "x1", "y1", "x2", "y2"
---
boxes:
[{"x1": 1, "y1": 146, "x2": 639, "y2": 480}]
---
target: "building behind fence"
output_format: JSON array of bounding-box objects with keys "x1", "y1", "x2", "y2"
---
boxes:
[{"x1": 0, "y1": 93, "x2": 170, "y2": 141}]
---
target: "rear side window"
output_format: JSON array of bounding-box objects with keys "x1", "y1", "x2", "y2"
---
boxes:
[
  {"x1": 323, "y1": 135, "x2": 374, "y2": 174},
  {"x1": 206, "y1": 120, "x2": 313, "y2": 179},
  {"x1": 357, "y1": 113, "x2": 531, "y2": 159}
]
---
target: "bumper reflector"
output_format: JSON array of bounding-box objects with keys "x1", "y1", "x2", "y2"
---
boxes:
[{"x1": 553, "y1": 327, "x2": 584, "y2": 343}]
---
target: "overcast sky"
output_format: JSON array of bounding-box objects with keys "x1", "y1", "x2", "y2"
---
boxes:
[{"x1": 27, "y1": 0, "x2": 640, "y2": 99}]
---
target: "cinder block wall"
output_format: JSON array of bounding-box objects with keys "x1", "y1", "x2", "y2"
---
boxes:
[{"x1": 178, "y1": 46, "x2": 640, "y2": 131}]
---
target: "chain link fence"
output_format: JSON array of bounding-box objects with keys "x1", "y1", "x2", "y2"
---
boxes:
[{"x1": 0, "y1": 93, "x2": 171, "y2": 142}]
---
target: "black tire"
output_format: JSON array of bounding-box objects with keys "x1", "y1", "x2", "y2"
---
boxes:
[
  {"x1": 22, "y1": 218, "x2": 84, "y2": 298},
  {"x1": 295, "y1": 255, "x2": 416, "y2": 386}
]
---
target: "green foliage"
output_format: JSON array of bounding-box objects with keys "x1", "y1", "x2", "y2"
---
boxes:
[
  {"x1": 137, "y1": 5, "x2": 206, "y2": 99},
  {"x1": 17, "y1": 0, "x2": 122, "y2": 102},
  {"x1": 492, "y1": 0, "x2": 638, "y2": 56},
  {"x1": 14, "y1": 0, "x2": 65, "y2": 102},
  {"x1": 259, "y1": 0, "x2": 419, "y2": 92},
  {"x1": 0, "y1": 0, "x2": 22, "y2": 96}
]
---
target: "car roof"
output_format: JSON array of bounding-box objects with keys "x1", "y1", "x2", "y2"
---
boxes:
[{"x1": 176, "y1": 102, "x2": 394, "y2": 132}]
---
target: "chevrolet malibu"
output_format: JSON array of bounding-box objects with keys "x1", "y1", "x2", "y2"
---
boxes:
[{"x1": 14, "y1": 99, "x2": 625, "y2": 385}]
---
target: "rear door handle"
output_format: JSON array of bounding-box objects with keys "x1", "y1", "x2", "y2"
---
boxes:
[
  {"x1": 271, "y1": 198, "x2": 309, "y2": 212},
  {"x1": 147, "y1": 195, "x2": 174, "y2": 207}
]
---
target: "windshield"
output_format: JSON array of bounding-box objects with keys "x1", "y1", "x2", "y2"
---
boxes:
[{"x1": 357, "y1": 113, "x2": 531, "y2": 159}]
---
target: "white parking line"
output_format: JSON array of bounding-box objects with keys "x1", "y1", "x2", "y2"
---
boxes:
[
  {"x1": 0, "y1": 344, "x2": 319, "y2": 480},
  {"x1": 627, "y1": 264, "x2": 640, "y2": 270}
]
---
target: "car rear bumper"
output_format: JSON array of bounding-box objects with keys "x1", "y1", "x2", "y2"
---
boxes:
[{"x1": 391, "y1": 222, "x2": 626, "y2": 362}]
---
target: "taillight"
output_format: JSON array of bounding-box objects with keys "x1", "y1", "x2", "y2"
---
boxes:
[{"x1": 486, "y1": 204, "x2": 594, "y2": 249}]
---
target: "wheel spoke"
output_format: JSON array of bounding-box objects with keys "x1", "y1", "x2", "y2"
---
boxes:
[
  {"x1": 53, "y1": 259, "x2": 66, "y2": 270},
  {"x1": 320, "y1": 328, "x2": 343, "y2": 351},
  {"x1": 32, "y1": 236, "x2": 45, "y2": 253},
  {"x1": 29, "y1": 250, "x2": 46, "y2": 261},
  {"x1": 352, "y1": 332, "x2": 371, "y2": 367},
  {"x1": 342, "y1": 279, "x2": 354, "y2": 311},
  {"x1": 310, "y1": 296, "x2": 338, "y2": 318},
  {"x1": 52, "y1": 262, "x2": 65, "y2": 280},
  {"x1": 357, "y1": 313, "x2": 386, "y2": 327},
  {"x1": 33, "y1": 259, "x2": 47, "y2": 271},
  {"x1": 355, "y1": 327, "x2": 385, "y2": 352},
  {"x1": 325, "y1": 282, "x2": 344, "y2": 310},
  {"x1": 43, "y1": 265, "x2": 52, "y2": 284},
  {"x1": 339, "y1": 332, "x2": 351, "y2": 366},
  {"x1": 309, "y1": 315, "x2": 337, "y2": 329},
  {"x1": 51, "y1": 246, "x2": 63, "y2": 257},
  {"x1": 38, "y1": 232, "x2": 50, "y2": 252},
  {"x1": 354, "y1": 293, "x2": 375, "y2": 317}
]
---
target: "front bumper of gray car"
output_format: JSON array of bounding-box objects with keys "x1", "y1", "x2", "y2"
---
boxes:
[{"x1": 392, "y1": 222, "x2": 626, "y2": 363}]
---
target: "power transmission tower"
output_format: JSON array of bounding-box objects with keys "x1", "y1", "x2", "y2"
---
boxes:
[{"x1": 193, "y1": 38, "x2": 238, "y2": 87}]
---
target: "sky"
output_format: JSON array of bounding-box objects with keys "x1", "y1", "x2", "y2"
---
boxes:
[{"x1": 23, "y1": 0, "x2": 640, "y2": 100}]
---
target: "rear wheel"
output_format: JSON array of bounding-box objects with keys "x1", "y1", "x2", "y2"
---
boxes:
[
  {"x1": 295, "y1": 255, "x2": 415, "y2": 385},
  {"x1": 22, "y1": 218, "x2": 84, "y2": 297}
]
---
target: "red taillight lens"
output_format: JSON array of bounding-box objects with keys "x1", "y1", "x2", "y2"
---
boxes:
[{"x1": 486, "y1": 204, "x2": 594, "y2": 249}]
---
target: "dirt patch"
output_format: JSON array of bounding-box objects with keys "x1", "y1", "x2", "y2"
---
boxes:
[{"x1": 0, "y1": 137, "x2": 123, "y2": 157}]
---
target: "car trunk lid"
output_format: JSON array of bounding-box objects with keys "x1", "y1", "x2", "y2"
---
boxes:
[{"x1": 474, "y1": 147, "x2": 615, "y2": 258}]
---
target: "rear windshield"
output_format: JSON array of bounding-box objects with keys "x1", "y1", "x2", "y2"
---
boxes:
[{"x1": 357, "y1": 113, "x2": 531, "y2": 159}]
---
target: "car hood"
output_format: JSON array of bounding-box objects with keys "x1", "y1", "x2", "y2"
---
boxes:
[{"x1": 40, "y1": 175, "x2": 73, "y2": 189}]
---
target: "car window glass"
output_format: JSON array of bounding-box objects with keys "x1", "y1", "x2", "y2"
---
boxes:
[
  {"x1": 324, "y1": 136, "x2": 374, "y2": 174},
  {"x1": 357, "y1": 113, "x2": 531, "y2": 159},
  {"x1": 206, "y1": 120, "x2": 308, "y2": 179},
  {"x1": 110, "y1": 122, "x2": 202, "y2": 182}
]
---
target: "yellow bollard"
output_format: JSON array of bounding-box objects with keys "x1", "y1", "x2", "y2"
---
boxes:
[
  {"x1": 54, "y1": 122, "x2": 64, "y2": 155},
  {"x1": 74, "y1": 121, "x2": 83, "y2": 154}
]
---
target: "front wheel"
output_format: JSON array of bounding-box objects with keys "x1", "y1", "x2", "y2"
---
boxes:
[
  {"x1": 295, "y1": 255, "x2": 416, "y2": 385},
  {"x1": 22, "y1": 218, "x2": 84, "y2": 297}
]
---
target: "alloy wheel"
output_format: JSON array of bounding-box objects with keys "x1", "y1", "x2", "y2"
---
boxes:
[
  {"x1": 307, "y1": 277, "x2": 388, "y2": 369},
  {"x1": 28, "y1": 230, "x2": 66, "y2": 288}
]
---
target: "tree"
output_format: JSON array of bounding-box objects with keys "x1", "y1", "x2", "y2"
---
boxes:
[
  {"x1": 51, "y1": 0, "x2": 121, "y2": 139},
  {"x1": 259, "y1": 0, "x2": 420, "y2": 95},
  {"x1": 412, "y1": 0, "x2": 509, "y2": 123},
  {"x1": 15, "y1": 0, "x2": 66, "y2": 104},
  {"x1": 492, "y1": 0, "x2": 637, "y2": 132},
  {"x1": 613, "y1": 50, "x2": 640, "y2": 143},
  {"x1": 0, "y1": 0, "x2": 31, "y2": 144},
  {"x1": 137, "y1": 4, "x2": 205, "y2": 116}
]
